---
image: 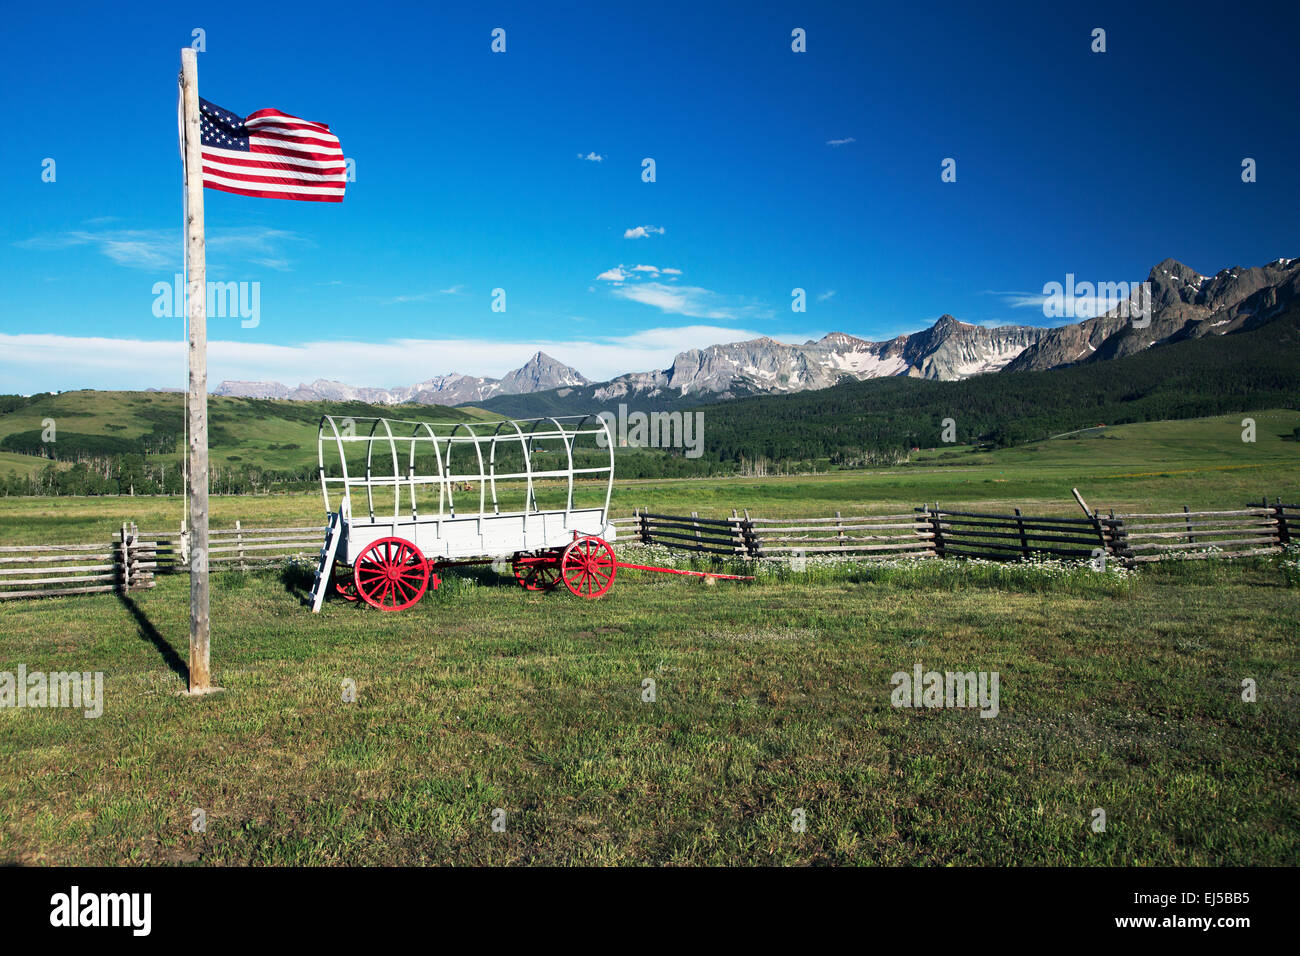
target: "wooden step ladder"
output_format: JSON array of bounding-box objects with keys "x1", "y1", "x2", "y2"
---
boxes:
[{"x1": 309, "y1": 509, "x2": 342, "y2": 613}]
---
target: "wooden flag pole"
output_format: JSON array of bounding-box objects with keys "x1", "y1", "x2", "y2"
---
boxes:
[{"x1": 180, "y1": 48, "x2": 212, "y2": 694}]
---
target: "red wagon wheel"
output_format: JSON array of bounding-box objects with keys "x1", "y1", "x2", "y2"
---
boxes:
[
  {"x1": 511, "y1": 550, "x2": 562, "y2": 591},
  {"x1": 559, "y1": 536, "x2": 617, "y2": 599},
  {"x1": 354, "y1": 536, "x2": 429, "y2": 611},
  {"x1": 332, "y1": 559, "x2": 358, "y2": 602}
]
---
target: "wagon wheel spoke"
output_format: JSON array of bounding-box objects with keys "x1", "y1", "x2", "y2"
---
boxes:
[
  {"x1": 393, "y1": 578, "x2": 414, "y2": 606},
  {"x1": 391, "y1": 577, "x2": 414, "y2": 603}
]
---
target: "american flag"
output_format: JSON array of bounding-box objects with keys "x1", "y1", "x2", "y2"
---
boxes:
[{"x1": 198, "y1": 98, "x2": 346, "y2": 202}]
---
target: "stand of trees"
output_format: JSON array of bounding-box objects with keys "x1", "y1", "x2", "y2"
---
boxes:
[{"x1": 0, "y1": 457, "x2": 322, "y2": 497}]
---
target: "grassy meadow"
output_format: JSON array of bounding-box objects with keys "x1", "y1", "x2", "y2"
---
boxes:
[
  {"x1": 0, "y1": 410, "x2": 1296, "y2": 545},
  {"x1": 1, "y1": 555, "x2": 1296, "y2": 866},
  {"x1": 0, "y1": 410, "x2": 1297, "y2": 865}
]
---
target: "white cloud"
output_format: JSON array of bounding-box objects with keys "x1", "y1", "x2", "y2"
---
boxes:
[
  {"x1": 826, "y1": 137, "x2": 856, "y2": 147},
  {"x1": 598, "y1": 263, "x2": 679, "y2": 282},
  {"x1": 817, "y1": 290, "x2": 836, "y2": 301},
  {"x1": 623, "y1": 225, "x2": 665, "y2": 239},
  {"x1": 16, "y1": 229, "x2": 175, "y2": 270},
  {"x1": 609, "y1": 282, "x2": 768, "y2": 321},
  {"x1": 373, "y1": 292, "x2": 435, "y2": 305},
  {"x1": 987, "y1": 290, "x2": 1050, "y2": 309},
  {"x1": 578, "y1": 151, "x2": 604, "y2": 162},
  {"x1": 991, "y1": 289, "x2": 1129, "y2": 319},
  {"x1": 593, "y1": 266, "x2": 763, "y2": 319},
  {"x1": 15, "y1": 225, "x2": 307, "y2": 272},
  {"x1": 0, "y1": 326, "x2": 780, "y2": 392}
]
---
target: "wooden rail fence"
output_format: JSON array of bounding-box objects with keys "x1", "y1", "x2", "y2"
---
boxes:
[
  {"x1": 138, "y1": 523, "x2": 327, "y2": 572},
  {"x1": 0, "y1": 522, "x2": 156, "y2": 602},
  {"x1": 1112, "y1": 498, "x2": 1294, "y2": 564},
  {"x1": 627, "y1": 498, "x2": 1296, "y2": 568},
  {"x1": 1, "y1": 498, "x2": 1294, "y2": 601},
  {"x1": 916, "y1": 506, "x2": 1115, "y2": 563},
  {"x1": 627, "y1": 509, "x2": 937, "y2": 560}
]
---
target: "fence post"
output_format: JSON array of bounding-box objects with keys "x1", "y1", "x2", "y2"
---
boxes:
[
  {"x1": 1183, "y1": 505, "x2": 1194, "y2": 546},
  {"x1": 835, "y1": 511, "x2": 846, "y2": 549},
  {"x1": 236, "y1": 519, "x2": 246, "y2": 571},
  {"x1": 118, "y1": 522, "x2": 131, "y2": 594},
  {"x1": 691, "y1": 511, "x2": 702, "y2": 552},
  {"x1": 130, "y1": 521, "x2": 139, "y2": 590},
  {"x1": 1014, "y1": 507, "x2": 1029, "y2": 560},
  {"x1": 1272, "y1": 497, "x2": 1290, "y2": 545},
  {"x1": 639, "y1": 508, "x2": 651, "y2": 546},
  {"x1": 928, "y1": 505, "x2": 945, "y2": 559},
  {"x1": 743, "y1": 508, "x2": 761, "y2": 558},
  {"x1": 1105, "y1": 510, "x2": 1132, "y2": 568}
]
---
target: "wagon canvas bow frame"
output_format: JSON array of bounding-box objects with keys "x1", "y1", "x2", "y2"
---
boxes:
[{"x1": 310, "y1": 413, "x2": 749, "y2": 611}]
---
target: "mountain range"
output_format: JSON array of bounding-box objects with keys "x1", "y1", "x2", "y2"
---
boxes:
[
  {"x1": 216, "y1": 350, "x2": 590, "y2": 406},
  {"x1": 214, "y1": 255, "x2": 1299, "y2": 414}
]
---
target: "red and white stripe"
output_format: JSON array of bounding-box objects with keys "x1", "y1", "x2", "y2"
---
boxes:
[{"x1": 202, "y1": 108, "x2": 346, "y2": 203}]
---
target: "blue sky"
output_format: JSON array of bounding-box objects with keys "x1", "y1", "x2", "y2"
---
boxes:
[{"x1": 1, "y1": 0, "x2": 1297, "y2": 393}]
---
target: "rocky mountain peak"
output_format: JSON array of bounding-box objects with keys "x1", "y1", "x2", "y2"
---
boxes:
[{"x1": 498, "y1": 352, "x2": 590, "y2": 393}]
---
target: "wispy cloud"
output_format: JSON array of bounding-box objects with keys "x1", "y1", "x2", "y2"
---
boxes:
[
  {"x1": 597, "y1": 263, "x2": 681, "y2": 283},
  {"x1": 16, "y1": 228, "x2": 175, "y2": 270},
  {"x1": 206, "y1": 228, "x2": 305, "y2": 271},
  {"x1": 817, "y1": 290, "x2": 836, "y2": 301},
  {"x1": 986, "y1": 288, "x2": 1125, "y2": 318},
  {"x1": 375, "y1": 293, "x2": 435, "y2": 305},
  {"x1": 826, "y1": 137, "x2": 856, "y2": 147},
  {"x1": 609, "y1": 282, "x2": 769, "y2": 321},
  {"x1": 578, "y1": 151, "x2": 604, "y2": 162},
  {"x1": 594, "y1": 265, "x2": 758, "y2": 318},
  {"x1": 984, "y1": 289, "x2": 1049, "y2": 309},
  {"x1": 15, "y1": 225, "x2": 307, "y2": 272},
  {"x1": 624, "y1": 225, "x2": 665, "y2": 239}
]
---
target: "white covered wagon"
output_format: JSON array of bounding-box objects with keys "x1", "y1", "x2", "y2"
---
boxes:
[{"x1": 308, "y1": 414, "x2": 623, "y2": 610}]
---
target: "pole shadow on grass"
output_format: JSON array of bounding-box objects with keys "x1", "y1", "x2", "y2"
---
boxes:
[
  {"x1": 280, "y1": 561, "x2": 314, "y2": 605},
  {"x1": 116, "y1": 593, "x2": 188, "y2": 684}
]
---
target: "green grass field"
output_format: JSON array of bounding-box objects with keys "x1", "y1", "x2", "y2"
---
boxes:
[
  {"x1": 0, "y1": 410, "x2": 1297, "y2": 865},
  {"x1": 0, "y1": 556, "x2": 1295, "y2": 865}
]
